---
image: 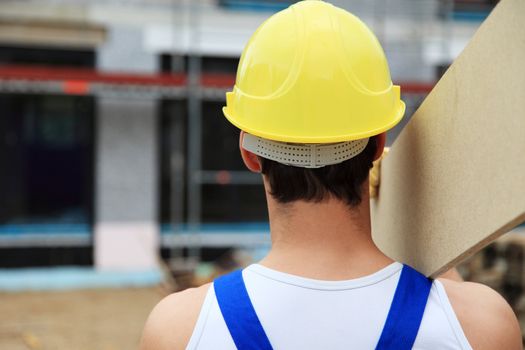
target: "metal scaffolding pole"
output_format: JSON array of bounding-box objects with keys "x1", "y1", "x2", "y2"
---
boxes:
[
  {"x1": 186, "y1": 0, "x2": 202, "y2": 264},
  {"x1": 168, "y1": 0, "x2": 187, "y2": 269}
]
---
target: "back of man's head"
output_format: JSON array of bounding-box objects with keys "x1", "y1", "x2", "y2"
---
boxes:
[{"x1": 259, "y1": 136, "x2": 378, "y2": 207}]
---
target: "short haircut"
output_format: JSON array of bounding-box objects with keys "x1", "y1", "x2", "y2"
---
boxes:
[{"x1": 260, "y1": 136, "x2": 377, "y2": 207}]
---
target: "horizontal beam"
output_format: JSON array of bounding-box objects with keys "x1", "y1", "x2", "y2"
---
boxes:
[
  {"x1": 161, "y1": 232, "x2": 270, "y2": 248},
  {"x1": 0, "y1": 19, "x2": 107, "y2": 49},
  {"x1": 195, "y1": 170, "x2": 262, "y2": 185},
  {"x1": 0, "y1": 234, "x2": 91, "y2": 247},
  {"x1": 0, "y1": 65, "x2": 434, "y2": 97}
]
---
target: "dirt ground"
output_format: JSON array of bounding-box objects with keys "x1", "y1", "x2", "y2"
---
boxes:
[{"x1": 0, "y1": 287, "x2": 165, "y2": 350}]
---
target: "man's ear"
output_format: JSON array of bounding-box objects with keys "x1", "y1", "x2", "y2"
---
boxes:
[
  {"x1": 239, "y1": 131, "x2": 262, "y2": 173},
  {"x1": 373, "y1": 132, "x2": 387, "y2": 161}
]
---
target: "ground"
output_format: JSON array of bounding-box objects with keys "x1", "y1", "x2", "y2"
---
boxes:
[{"x1": 0, "y1": 287, "x2": 164, "y2": 350}]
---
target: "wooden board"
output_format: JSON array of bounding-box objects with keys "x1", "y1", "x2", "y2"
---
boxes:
[{"x1": 371, "y1": 0, "x2": 525, "y2": 278}]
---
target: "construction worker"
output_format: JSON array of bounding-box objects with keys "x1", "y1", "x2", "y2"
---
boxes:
[{"x1": 141, "y1": 1, "x2": 521, "y2": 349}]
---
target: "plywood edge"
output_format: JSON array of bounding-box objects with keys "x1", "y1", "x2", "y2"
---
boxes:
[{"x1": 430, "y1": 213, "x2": 525, "y2": 278}]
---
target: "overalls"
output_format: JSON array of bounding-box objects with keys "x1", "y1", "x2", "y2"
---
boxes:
[{"x1": 214, "y1": 264, "x2": 431, "y2": 350}]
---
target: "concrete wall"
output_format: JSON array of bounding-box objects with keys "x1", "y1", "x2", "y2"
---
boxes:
[
  {"x1": 94, "y1": 97, "x2": 159, "y2": 271},
  {"x1": 98, "y1": 26, "x2": 156, "y2": 74}
]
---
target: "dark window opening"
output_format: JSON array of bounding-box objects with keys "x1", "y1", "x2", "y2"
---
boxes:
[
  {"x1": 0, "y1": 45, "x2": 95, "y2": 267},
  {"x1": 0, "y1": 94, "x2": 95, "y2": 226},
  {"x1": 160, "y1": 54, "x2": 239, "y2": 75},
  {"x1": 0, "y1": 45, "x2": 95, "y2": 68},
  {"x1": 0, "y1": 247, "x2": 92, "y2": 268},
  {"x1": 159, "y1": 99, "x2": 188, "y2": 224},
  {"x1": 201, "y1": 185, "x2": 267, "y2": 223},
  {"x1": 202, "y1": 101, "x2": 246, "y2": 171}
]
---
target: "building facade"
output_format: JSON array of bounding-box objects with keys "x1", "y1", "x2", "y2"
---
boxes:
[{"x1": 0, "y1": 0, "x2": 492, "y2": 271}]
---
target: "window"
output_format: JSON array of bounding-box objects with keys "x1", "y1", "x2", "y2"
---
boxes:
[
  {"x1": 0, "y1": 45, "x2": 95, "y2": 267},
  {"x1": 0, "y1": 94, "x2": 94, "y2": 226}
]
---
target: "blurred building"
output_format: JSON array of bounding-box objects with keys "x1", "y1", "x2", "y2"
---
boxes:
[{"x1": 0, "y1": 0, "x2": 497, "y2": 271}]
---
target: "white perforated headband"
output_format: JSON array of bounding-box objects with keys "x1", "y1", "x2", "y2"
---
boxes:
[{"x1": 242, "y1": 133, "x2": 369, "y2": 168}]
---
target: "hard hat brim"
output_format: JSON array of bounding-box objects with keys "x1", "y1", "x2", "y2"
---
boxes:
[{"x1": 222, "y1": 100, "x2": 405, "y2": 144}]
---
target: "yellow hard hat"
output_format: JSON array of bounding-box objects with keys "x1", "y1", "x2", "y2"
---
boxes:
[{"x1": 223, "y1": 0, "x2": 405, "y2": 144}]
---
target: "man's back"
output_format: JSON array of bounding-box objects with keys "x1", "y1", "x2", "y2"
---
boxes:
[
  {"x1": 140, "y1": 263, "x2": 521, "y2": 350},
  {"x1": 187, "y1": 263, "x2": 469, "y2": 349}
]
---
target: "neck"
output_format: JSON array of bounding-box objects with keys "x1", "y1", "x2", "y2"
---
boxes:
[{"x1": 259, "y1": 181, "x2": 393, "y2": 280}]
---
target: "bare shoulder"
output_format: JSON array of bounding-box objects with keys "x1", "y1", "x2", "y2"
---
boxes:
[
  {"x1": 140, "y1": 282, "x2": 211, "y2": 350},
  {"x1": 438, "y1": 278, "x2": 522, "y2": 350}
]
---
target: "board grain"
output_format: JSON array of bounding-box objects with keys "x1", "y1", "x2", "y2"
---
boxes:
[{"x1": 371, "y1": 0, "x2": 525, "y2": 277}]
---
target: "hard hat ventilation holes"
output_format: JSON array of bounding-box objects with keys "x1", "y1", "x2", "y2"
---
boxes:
[{"x1": 242, "y1": 133, "x2": 369, "y2": 168}]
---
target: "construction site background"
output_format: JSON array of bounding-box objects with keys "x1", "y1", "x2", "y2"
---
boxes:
[{"x1": 0, "y1": 0, "x2": 523, "y2": 349}]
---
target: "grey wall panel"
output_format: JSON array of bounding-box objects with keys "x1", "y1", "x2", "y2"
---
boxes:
[
  {"x1": 95, "y1": 97, "x2": 158, "y2": 223},
  {"x1": 97, "y1": 26, "x2": 156, "y2": 73}
]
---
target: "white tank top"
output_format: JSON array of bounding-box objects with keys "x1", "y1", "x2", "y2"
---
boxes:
[{"x1": 187, "y1": 262, "x2": 472, "y2": 349}]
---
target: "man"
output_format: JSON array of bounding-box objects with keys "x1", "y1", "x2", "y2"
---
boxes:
[{"x1": 141, "y1": 1, "x2": 521, "y2": 349}]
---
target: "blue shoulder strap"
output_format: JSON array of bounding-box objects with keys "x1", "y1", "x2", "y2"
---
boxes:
[
  {"x1": 214, "y1": 265, "x2": 431, "y2": 350},
  {"x1": 375, "y1": 264, "x2": 432, "y2": 350},
  {"x1": 214, "y1": 269, "x2": 273, "y2": 350}
]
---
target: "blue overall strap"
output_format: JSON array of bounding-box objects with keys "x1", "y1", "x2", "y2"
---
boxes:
[
  {"x1": 376, "y1": 264, "x2": 432, "y2": 350},
  {"x1": 214, "y1": 270, "x2": 273, "y2": 350}
]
